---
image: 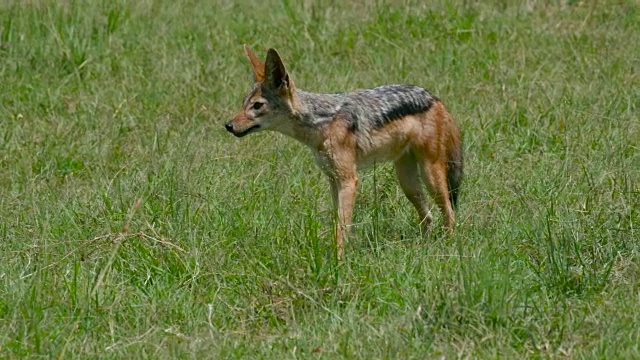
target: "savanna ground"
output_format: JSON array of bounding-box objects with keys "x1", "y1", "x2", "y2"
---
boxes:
[{"x1": 1, "y1": 0, "x2": 639, "y2": 358}]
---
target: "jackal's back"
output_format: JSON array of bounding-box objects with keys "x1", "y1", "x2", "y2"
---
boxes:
[
  {"x1": 341, "y1": 84, "x2": 436, "y2": 131},
  {"x1": 295, "y1": 84, "x2": 437, "y2": 131}
]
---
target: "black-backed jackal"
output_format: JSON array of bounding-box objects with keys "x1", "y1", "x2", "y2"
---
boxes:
[{"x1": 226, "y1": 45, "x2": 463, "y2": 258}]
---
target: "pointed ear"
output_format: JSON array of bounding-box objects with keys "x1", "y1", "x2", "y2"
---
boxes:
[
  {"x1": 264, "y1": 48, "x2": 290, "y2": 90},
  {"x1": 243, "y1": 44, "x2": 265, "y2": 82}
]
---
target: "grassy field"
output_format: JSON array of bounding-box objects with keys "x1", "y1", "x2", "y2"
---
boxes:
[{"x1": 1, "y1": 0, "x2": 639, "y2": 358}]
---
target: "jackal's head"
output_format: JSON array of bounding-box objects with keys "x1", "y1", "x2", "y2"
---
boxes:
[{"x1": 225, "y1": 45, "x2": 295, "y2": 137}]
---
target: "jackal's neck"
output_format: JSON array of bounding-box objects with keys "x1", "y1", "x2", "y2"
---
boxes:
[{"x1": 282, "y1": 89, "x2": 345, "y2": 149}]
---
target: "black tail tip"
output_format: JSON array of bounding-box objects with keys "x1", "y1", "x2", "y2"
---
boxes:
[{"x1": 449, "y1": 189, "x2": 459, "y2": 209}]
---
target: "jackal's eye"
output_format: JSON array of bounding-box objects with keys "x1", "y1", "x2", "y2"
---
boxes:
[{"x1": 252, "y1": 102, "x2": 264, "y2": 110}]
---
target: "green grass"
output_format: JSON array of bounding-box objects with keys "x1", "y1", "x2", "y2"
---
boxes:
[{"x1": 1, "y1": 0, "x2": 639, "y2": 358}]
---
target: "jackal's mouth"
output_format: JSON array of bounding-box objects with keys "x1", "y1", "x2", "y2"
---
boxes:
[{"x1": 229, "y1": 124, "x2": 261, "y2": 138}]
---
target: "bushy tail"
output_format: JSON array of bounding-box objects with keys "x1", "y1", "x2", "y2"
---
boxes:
[{"x1": 447, "y1": 140, "x2": 464, "y2": 209}]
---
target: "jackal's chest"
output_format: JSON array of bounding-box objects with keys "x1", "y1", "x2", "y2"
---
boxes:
[
  {"x1": 354, "y1": 121, "x2": 419, "y2": 168},
  {"x1": 311, "y1": 113, "x2": 423, "y2": 173},
  {"x1": 356, "y1": 139, "x2": 411, "y2": 168},
  {"x1": 313, "y1": 126, "x2": 415, "y2": 172}
]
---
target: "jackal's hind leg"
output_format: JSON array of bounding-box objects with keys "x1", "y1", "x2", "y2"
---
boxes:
[
  {"x1": 417, "y1": 159, "x2": 455, "y2": 231},
  {"x1": 395, "y1": 152, "x2": 433, "y2": 235}
]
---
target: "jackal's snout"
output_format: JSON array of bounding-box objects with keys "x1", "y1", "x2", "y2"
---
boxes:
[{"x1": 225, "y1": 113, "x2": 261, "y2": 138}]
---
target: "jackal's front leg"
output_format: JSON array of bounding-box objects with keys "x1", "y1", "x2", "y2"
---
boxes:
[{"x1": 332, "y1": 174, "x2": 358, "y2": 259}]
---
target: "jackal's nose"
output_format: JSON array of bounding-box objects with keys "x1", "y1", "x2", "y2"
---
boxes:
[{"x1": 224, "y1": 122, "x2": 234, "y2": 132}]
